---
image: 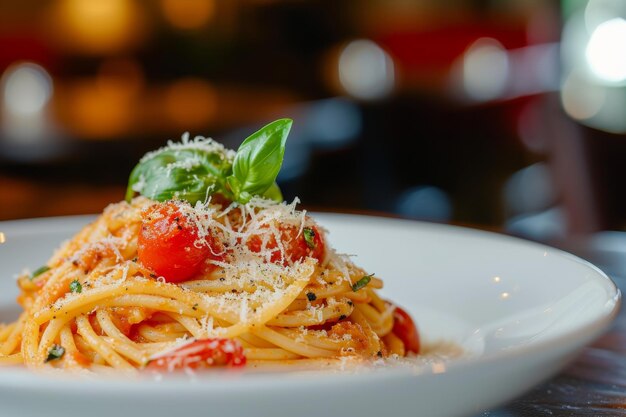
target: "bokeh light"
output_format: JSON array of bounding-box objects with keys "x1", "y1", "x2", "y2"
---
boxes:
[
  {"x1": 64, "y1": 82, "x2": 133, "y2": 138},
  {"x1": 51, "y1": 0, "x2": 141, "y2": 54},
  {"x1": 584, "y1": 0, "x2": 626, "y2": 33},
  {"x1": 161, "y1": 0, "x2": 215, "y2": 30},
  {"x1": 338, "y1": 40, "x2": 395, "y2": 100},
  {"x1": 164, "y1": 78, "x2": 217, "y2": 128},
  {"x1": 585, "y1": 18, "x2": 626, "y2": 83},
  {"x1": 462, "y1": 38, "x2": 509, "y2": 101},
  {"x1": 561, "y1": 70, "x2": 606, "y2": 120},
  {"x1": 1, "y1": 62, "x2": 53, "y2": 117},
  {"x1": 396, "y1": 186, "x2": 452, "y2": 222}
]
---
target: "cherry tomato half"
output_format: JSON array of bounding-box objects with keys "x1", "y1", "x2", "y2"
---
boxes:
[
  {"x1": 138, "y1": 201, "x2": 222, "y2": 283},
  {"x1": 147, "y1": 338, "x2": 246, "y2": 371},
  {"x1": 392, "y1": 306, "x2": 420, "y2": 354},
  {"x1": 246, "y1": 223, "x2": 325, "y2": 265}
]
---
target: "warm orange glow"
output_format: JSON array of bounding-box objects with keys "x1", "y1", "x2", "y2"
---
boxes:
[
  {"x1": 65, "y1": 78, "x2": 138, "y2": 138},
  {"x1": 61, "y1": 59, "x2": 145, "y2": 138},
  {"x1": 163, "y1": 78, "x2": 217, "y2": 128},
  {"x1": 51, "y1": 0, "x2": 142, "y2": 54},
  {"x1": 160, "y1": 0, "x2": 215, "y2": 30}
]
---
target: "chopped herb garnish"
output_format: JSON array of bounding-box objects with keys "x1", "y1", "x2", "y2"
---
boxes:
[
  {"x1": 351, "y1": 274, "x2": 373, "y2": 292},
  {"x1": 45, "y1": 344, "x2": 65, "y2": 363},
  {"x1": 303, "y1": 227, "x2": 316, "y2": 249},
  {"x1": 30, "y1": 265, "x2": 50, "y2": 280},
  {"x1": 306, "y1": 292, "x2": 317, "y2": 302},
  {"x1": 69, "y1": 280, "x2": 82, "y2": 293}
]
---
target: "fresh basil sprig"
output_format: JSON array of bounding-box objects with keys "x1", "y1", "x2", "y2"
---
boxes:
[
  {"x1": 226, "y1": 119, "x2": 292, "y2": 203},
  {"x1": 125, "y1": 119, "x2": 292, "y2": 205}
]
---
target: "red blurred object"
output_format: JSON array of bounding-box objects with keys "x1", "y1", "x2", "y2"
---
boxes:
[
  {"x1": 0, "y1": 33, "x2": 56, "y2": 71},
  {"x1": 377, "y1": 24, "x2": 528, "y2": 72}
]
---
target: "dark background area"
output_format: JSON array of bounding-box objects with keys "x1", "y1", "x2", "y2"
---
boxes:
[{"x1": 1, "y1": 0, "x2": 625, "y2": 243}]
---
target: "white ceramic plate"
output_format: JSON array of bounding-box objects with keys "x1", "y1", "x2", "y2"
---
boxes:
[{"x1": 0, "y1": 214, "x2": 620, "y2": 417}]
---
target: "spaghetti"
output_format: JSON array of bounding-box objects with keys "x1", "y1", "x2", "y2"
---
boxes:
[{"x1": 0, "y1": 121, "x2": 420, "y2": 373}]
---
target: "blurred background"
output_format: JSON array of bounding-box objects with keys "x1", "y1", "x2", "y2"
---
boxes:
[{"x1": 1, "y1": 0, "x2": 626, "y2": 252}]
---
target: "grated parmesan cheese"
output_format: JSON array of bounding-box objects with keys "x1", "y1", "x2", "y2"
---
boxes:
[{"x1": 139, "y1": 132, "x2": 236, "y2": 165}]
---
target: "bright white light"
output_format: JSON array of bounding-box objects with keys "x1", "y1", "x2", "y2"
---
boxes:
[
  {"x1": 561, "y1": 70, "x2": 606, "y2": 120},
  {"x1": 338, "y1": 40, "x2": 394, "y2": 100},
  {"x1": 462, "y1": 38, "x2": 509, "y2": 101},
  {"x1": 584, "y1": 0, "x2": 626, "y2": 33},
  {"x1": 2, "y1": 63, "x2": 53, "y2": 116},
  {"x1": 586, "y1": 18, "x2": 626, "y2": 83}
]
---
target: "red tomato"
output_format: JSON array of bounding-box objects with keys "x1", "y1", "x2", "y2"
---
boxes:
[
  {"x1": 392, "y1": 306, "x2": 420, "y2": 354},
  {"x1": 138, "y1": 202, "x2": 222, "y2": 283},
  {"x1": 246, "y1": 223, "x2": 325, "y2": 265},
  {"x1": 147, "y1": 338, "x2": 246, "y2": 371}
]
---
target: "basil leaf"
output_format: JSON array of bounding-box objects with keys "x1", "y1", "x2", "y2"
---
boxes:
[
  {"x1": 351, "y1": 274, "x2": 373, "y2": 292},
  {"x1": 126, "y1": 148, "x2": 232, "y2": 205},
  {"x1": 261, "y1": 182, "x2": 283, "y2": 202},
  {"x1": 45, "y1": 344, "x2": 65, "y2": 363},
  {"x1": 69, "y1": 280, "x2": 82, "y2": 293},
  {"x1": 227, "y1": 119, "x2": 292, "y2": 203}
]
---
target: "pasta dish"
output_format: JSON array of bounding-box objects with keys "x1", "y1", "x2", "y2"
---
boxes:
[{"x1": 0, "y1": 119, "x2": 420, "y2": 372}]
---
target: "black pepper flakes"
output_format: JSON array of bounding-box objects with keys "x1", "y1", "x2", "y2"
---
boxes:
[
  {"x1": 306, "y1": 292, "x2": 317, "y2": 302},
  {"x1": 339, "y1": 314, "x2": 347, "y2": 321}
]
